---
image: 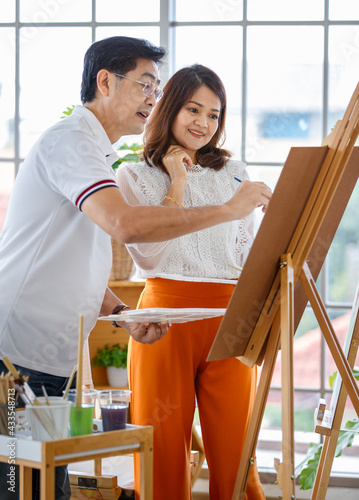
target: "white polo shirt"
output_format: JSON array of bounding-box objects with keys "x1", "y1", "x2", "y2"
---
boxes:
[{"x1": 0, "y1": 106, "x2": 119, "y2": 376}]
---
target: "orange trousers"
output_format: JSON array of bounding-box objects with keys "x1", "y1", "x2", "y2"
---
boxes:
[{"x1": 129, "y1": 278, "x2": 265, "y2": 500}]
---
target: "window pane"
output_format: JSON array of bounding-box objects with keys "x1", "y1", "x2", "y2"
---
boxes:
[
  {"x1": 292, "y1": 330, "x2": 321, "y2": 390},
  {"x1": 269, "y1": 325, "x2": 321, "y2": 390},
  {"x1": 294, "y1": 391, "x2": 322, "y2": 432},
  {"x1": 96, "y1": 0, "x2": 160, "y2": 23},
  {"x1": 324, "y1": 308, "x2": 359, "y2": 475},
  {"x1": 329, "y1": 0, "x2": 359, "y2": 20},
  {"x1": 0, "y1": 162, "x2": 15, "y2": 233},
  {"x1": 175, "y1": 26, "x2": 242, "y2": 156},
  {"x1": 328, "y1": 183, "x2": 359, "y2": 303},
  {"x1": 247, "y1": 26, "x2": 324, "y2": 163},
  {"x1": 296, "y1": 308, "x2": 319, "y2": 339},
  {"x1": 96, "y1": 27, "x2": 160, "y2": 46},
  {"x1": 261, "y1": 389, "x2": 321, "y2": 434},
  {"x1": 19, "y1": 28, "x2": 92, "y2": 157},
  {"x1": 248, "y1": 0, "x2": 324, "y2": 20},
  {"x1": 0, "y1": 0, "x2": 15, "y2": 22},
  {"x1": 248, "y1": 165, "x2": 282, "y2": 190},
  {"x1": 325, "y1": 309, "x2": 352, "y2": 387},
  {"x1": 0, "y1": 28, "x2": 15, "y2": 158},
  {"x1": 261, "y1": 389, "x2": 282, "y2": 431},
  {"x1": 20, "y1": 0, "x2": 91, "y2": 23},
  {"x1": 176, "y1": 0, "x2": 243, "y2": 22},
  {"x1": 328, "y1": 26, "x2": 359, "y2": 135}
]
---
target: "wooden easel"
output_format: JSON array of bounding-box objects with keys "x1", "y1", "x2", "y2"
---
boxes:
[
  {"x1": 208, "y1": 81, "x2": 359, "y2": 499},
  {"x1": 310, "y1": 283, "x2": 359, "y2": 500}
]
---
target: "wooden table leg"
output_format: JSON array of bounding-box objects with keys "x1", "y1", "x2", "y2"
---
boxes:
[
  {"x1": 19, "y1": 465, "x2": 32, "y2": 500},
  {"x1": 94, "y1": 457, "x2": 102, "y2": 476},
  {"x1": 140, "y1": 427, "x2": 153, "y2": 500},
  {"x1": 41, "y1": 456, "x2": 55, "y2": 500}
]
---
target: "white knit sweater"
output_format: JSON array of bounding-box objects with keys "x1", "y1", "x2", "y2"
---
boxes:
[{"x1": 116, "y1": 159, "x2": 257, "y2": 283}]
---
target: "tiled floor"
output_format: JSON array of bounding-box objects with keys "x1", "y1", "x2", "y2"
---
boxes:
[
  {"x1": 69, "y1": 454, "x2": 359, "y2": 499},
  {"x1": 192, "y1": 478, "x2": 359, "y2": 500}
]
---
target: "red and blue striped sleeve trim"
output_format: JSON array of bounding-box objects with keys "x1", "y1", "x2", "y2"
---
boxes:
[{"x1": 76, "y1": 179, "x2": 118, "y2": 210}]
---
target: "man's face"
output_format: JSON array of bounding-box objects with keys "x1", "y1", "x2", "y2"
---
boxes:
[{"x1": 107, "y1": 58, "x2": 160, "y2": 141}]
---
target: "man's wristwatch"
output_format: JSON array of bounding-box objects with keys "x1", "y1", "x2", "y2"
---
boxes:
[{"x1": 112, "y1": 304, "x2": 131, "y2": 328}]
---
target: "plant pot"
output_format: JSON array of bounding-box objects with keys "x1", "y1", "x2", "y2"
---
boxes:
[{"x1": 106, "y1": 366, "x2": 128, "y2": 387}]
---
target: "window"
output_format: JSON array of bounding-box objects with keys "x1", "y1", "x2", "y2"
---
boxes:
[{"x1": 1, "y1": 0, "x2": 358, "y2": 485}]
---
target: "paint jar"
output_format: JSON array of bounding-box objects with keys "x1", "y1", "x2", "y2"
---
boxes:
[{"x1": 98, "y1": 390, "x2": 131, "y2": 431}]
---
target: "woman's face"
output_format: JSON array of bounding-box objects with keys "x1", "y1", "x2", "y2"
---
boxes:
[{"x1": 171, "y1": 85, "x2": 221, "y2": 162}]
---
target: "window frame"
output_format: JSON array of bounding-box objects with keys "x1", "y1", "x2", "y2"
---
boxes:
[{"x1": 1, "y1": 0, "x2": 358, "y2": 486}]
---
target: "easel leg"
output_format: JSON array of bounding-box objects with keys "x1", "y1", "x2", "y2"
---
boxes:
[
  {"x1": 280, "y1": 254, "x2": 296, "y2": 499},
  {"x1": 231, "y1": 312, "x2": 282, "y2": 500},
  {"x1": 311, "y1": 290, "x2": 359, "y2": 500},
  {"x1": 300, "y1": 264, "x2": 359, "y2": 416},
  {"x1": 310, "y1": 431, "x2": 339, "y2": 500}
]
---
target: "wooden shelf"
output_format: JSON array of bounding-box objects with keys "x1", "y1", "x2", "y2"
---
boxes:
[
  {"x1": 94, "y1": 385, "x2": 128, "y2": 391},
  {"x1": 0, "y1": 424, "x2": 153, "y2": 500},
  {"x1": 108, "y1": 280, "x2": 145, "y2": 289}
]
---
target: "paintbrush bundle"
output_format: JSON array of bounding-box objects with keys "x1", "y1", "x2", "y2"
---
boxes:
[
  {"x1": 0, "y1": 371, "x2": 21, "y2": 435},
  {"x1": 2, "y1": 357, "x2": 39, "y2": 406},
  {"x1": 1, "y1": 359, "x2": 60, "y2": 439}
]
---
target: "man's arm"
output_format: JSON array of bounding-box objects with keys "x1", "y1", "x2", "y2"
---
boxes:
[{"x1": 81, "y1": 181, "x2": 271, "y2": 244}]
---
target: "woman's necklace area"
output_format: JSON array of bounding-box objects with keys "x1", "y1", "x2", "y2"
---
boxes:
[{"x1": 185, "y1": 163, "x2": 203, "y2": 172}]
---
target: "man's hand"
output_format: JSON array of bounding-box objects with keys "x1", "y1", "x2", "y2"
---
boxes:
[
  {"x1": 124, "y1": 321, "x2": 168, "y2": 345},
  {"x1": 226, "y1": 180, "x2": 272, "y2": 218}
]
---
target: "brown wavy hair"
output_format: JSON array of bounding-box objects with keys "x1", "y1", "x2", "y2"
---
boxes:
[{"x1": 143, "y1": 64, "x2": 231, "y2": 172}]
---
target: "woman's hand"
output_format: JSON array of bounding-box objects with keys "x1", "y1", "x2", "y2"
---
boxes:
[
  {"x1": 162, "y1": 146, "x2": 191, "y2": 184},
  {"x1": 124, "y1": 321, "x2": 168, "y2": 345},
  {"x1": 161, "y1": 146, "x2": 190, "y2": 207}
]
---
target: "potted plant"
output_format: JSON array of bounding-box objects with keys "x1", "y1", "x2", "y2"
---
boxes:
[{"x1": 92, "y1": 344, "x2": 128, "y2": 387}]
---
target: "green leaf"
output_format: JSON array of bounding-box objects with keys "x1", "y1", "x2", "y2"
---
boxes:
[
  {"x1": 329, "y1": 366, "x2": 359, "y2": 389},
  {"x1": 335, "y1": 418, "x2": 359, "y2": 456},
  {"x1": 117, "y1": 142, "x2": 143, "y2": 152},
  {"x1": 297, "y1": 419, "x2": 359, "y2": 489},
  {"x1": 298, "y1": 363, "x2": 359, "y2": 490},
  {"x1": 111, "y1": 142, "x2": 143, "y2": 171},
  {"x1": 329, "y1": 370, "x2": 337, "y2": 388},
  {"x1": 61, "y1": 105, "x2": 75, "y2": 119},
  {"x1": 92, "y1": 343, "x2": 128, "y2": 368},
  {"x1": 298, "y1": 443, "x2": 322, "y2": 490},
  {"x1": 344, "y1": 417, "x2": 359, "y2": 431}
]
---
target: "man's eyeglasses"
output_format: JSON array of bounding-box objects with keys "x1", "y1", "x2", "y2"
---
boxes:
[{"x1": 114, "y1": 73, "x2": 163, "y2": 102}]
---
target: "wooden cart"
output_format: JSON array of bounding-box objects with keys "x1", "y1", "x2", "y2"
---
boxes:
[{"x1": 0, "y1": 424, "x2": 153, "y2": 500}]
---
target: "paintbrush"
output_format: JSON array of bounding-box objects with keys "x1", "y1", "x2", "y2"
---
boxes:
[
  {"x1": 41, "y1": 383, "x2": 60, "y2": 439},
  {"x1": 228, "y1": 263, "x2": 243, "y2": 272},
  {"x1": 75, "y1": 314, "x2": 84, "y2": 407},
  {"x1": 62, "y1": 364, "x2": 77, "y2": 400}
]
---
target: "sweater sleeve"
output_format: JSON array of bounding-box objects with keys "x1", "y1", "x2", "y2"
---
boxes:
[{"x1": 116, "y1": 162, "x2": 173, "y2": 273}]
